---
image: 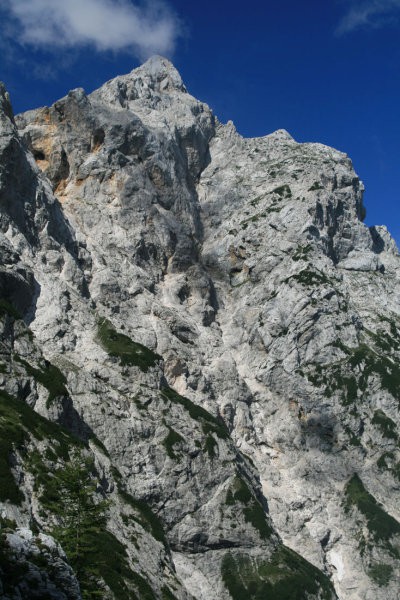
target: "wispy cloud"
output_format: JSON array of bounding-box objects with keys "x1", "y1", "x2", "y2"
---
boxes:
[
  {"x1": 0, "y1": 0, "x2": 181, "y2": 59},
  {"x1": 336, "y1": 0, "x2": 400, "y2": 34}
]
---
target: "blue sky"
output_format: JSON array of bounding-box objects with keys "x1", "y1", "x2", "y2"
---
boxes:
[{"x1": 0, "y1": 0, "x2": 399, "y2": 242}]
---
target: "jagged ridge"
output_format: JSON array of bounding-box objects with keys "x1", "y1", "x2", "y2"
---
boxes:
[{"x1": 0, "y1": 56, "x2": 399, "y2": 599}]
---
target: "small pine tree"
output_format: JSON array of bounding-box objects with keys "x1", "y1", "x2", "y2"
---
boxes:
[{"x1": 45, "y1": 451, "x2": 109, "y2": 599}]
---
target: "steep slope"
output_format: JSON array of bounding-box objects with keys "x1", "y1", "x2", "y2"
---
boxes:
[{"x1": 0, "y1": 55, "x2": 398, "y2": 598}]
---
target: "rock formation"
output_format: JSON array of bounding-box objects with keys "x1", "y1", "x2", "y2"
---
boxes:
[{"x1": 0, "y1": 56, "x2": 399, "y2": 599}]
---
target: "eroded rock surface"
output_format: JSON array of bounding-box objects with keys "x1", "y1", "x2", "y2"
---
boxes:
[{"x1": 0, "y1": 56, "x2": 399, "y2": 599}]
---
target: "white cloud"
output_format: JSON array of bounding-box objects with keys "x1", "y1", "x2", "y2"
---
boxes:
[
  {"x1": 337, "y1": 0, "x2": 400, "y2": 34},
  {"x1": 0, "y1": 0, "x2": 181, "y2": 58}
]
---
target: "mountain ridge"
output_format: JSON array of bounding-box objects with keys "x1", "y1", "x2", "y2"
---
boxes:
[{"x1": 0, "y1": 57, "x2": 399, "y2": 599}]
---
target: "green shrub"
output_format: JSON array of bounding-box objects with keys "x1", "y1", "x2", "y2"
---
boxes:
[
  {"x1": 204, "y1": 434, "x2": 217, "y2": 459},
  {"x1": 288, "y1": 269, "x2": 331, "y2": 287},
  {"x1": 368, "y1": 563, "x2": 393, "y2": 587},
  {"x1": 372, "y1": 410, "x2": 398, "y2": 441},
  {"x1": 292, "y1": 245, "x2": 312, "y2": 262},
  {"x1": 0, "y1": 299, "x2": 22, "y2": 320},
  {"x1": 272, "y1": 184, "x2": 292, "y2": 198},
  {"x1": 161, "y1": 386, "x2": 229, "y2": 439},
  {"x1": 162, "y1": 586, "x2": 179, "y2": 600},
  {"x1": 221, "y1": 547, "x2": 335, "y2": 600},
  {"x1": 308, "y1": 182, "x2": 324, "y2": 191},
  {"x1": 14, "y1": 355, "x2": 68, "y2": 408},
  {"x1": 225, "y1": 476, "x2": 272, "y2": 540},
  {"x1": 0, "y1": 389, "x2": 84, "y2": 504},
  {"x1": 97, "y1": 318, "x2": 161, "y2": 372},
  {"x1": 163, "y1": 427, "x2": 184, "y2": 459},
  {"x1": 117, "y1": 486, "x2": 166, "y2": 544},
  {"x1": 344, "y1": 474, "x2": 400, "y2": 556}
]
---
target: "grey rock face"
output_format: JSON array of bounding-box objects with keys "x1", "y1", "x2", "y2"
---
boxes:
[
  {"x1": 0, "y1": 56, "x2": 399, "y2": 599},
  {"x1": 0, "y1": 528, "x2": 81, "y2": 600}
]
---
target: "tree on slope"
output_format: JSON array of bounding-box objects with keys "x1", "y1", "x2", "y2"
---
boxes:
[{"x1": 46, "y1": 451, "x2": 109, "y2": 599}]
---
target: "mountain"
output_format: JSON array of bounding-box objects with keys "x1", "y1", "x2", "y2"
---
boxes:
[{"x1": 0, "y1": 55, "x2": 399, "y2": 599}]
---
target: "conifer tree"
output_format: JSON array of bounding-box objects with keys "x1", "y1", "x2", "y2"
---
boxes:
[{"x1": 46, "y1": 451, "x2": 109, "y2": 599}]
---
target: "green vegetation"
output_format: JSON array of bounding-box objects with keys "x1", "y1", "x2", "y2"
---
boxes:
[
  {"x1": 0, "y1": 389, "x2": 83, "y2": 504},
  {"x1": 308, "y1": 181, "x2": 324, "y2": 191},
  {"x1": 377, "y1": 452, "x2": 400, "y2": 481},
  {"x1": 0, "y1": 391, "x2": 27, "y2": 504},
  {"x1": 0, "y1": 392, "x2": 145, "y2": 597},
  {"x1": 41, "y1": 451, "x2": 157, "y2": 600},
  {"x1": 292, "y1": 244, "x2": 312, "y2": 262},
  {"x1": 161, "y1": 386, "x2": 229, "y2": 440},
  {"x1": 368, "y1": 563, "x2": 393, "y2": 587},
  {"x1": 97, "y1": 318, "x2": 161, "y2": 372},
  {"x1": 0, "y1": 373, "x2": 162, "y2": 599},
  {"x1": 116, "y1": 485, "x2": 166, "y2": 544},
  {"x1": 344, "y1": 474, "x2": 400, "y2": 557},
  {"x1": 249, "y1": 195, "x2": 262, "y2": 207},
  {"x1": 226, "y1": 476, "x2": 252, "y2": 505},
  {"x1": 303, "y1": 338, "x2": 400, "y2": 408},
  {"x1": 372, "y1": 410, "x2": 398, "y2": 441},
  {"x1": 14, "y1": 355, "x2": 68, "y2": 408},
  {"x1": 348, "y1": 344, "x2": 400, "y2": 401},
  {"x1": 221, "y1": 547, "x2": 335, "y2": 600},
  {"x1": 130, "y1": 570, "x2": 157, "y2": 600},
  {"x1": 0, "y1": 517, "x2": 16, "y2": 530},
  {"x1": 162, "y1": 586, "x2": 179, "y2": 600},
  {"x1": 272, "y1": 184, "x2": 292, "y2": 198},
  {"x1": 0, "y1": 299, "x2": 22, "y2": 320},
  {"x1": 204, "y1": 434, "x2": 217, "y2": 458},
  {"x1": 163, "y1": 427, "x2": 184, "y2": 459},
  {"x1": 287, "y1": 268, "x2": 331, "y2": 287},
  {"x1": 369, "y1": 315, "x2": 400, "y2": 354},
  {"x1": 225, "y1": 476, "x2": 272, "y2": 540},
  {"x1": 42, "y1": 452, "x2": 111, "y2": 598},
  {"x1": 240, "y1": 208, "x2": 277, "y2": 229},
  {"x1": 377, "y1": 452, "x2": 395, "y2": 470}
]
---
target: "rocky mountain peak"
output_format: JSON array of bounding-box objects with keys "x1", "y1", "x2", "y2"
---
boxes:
[
  {"x1": 1, "y1": 58, "x2": 400, "y2": 600},
  {"x1": 136, "y1": 54, "x2": 187, "y2": 91},
  {"x1": 89, "y1": 55, "x2": 188, "y2": 112}
]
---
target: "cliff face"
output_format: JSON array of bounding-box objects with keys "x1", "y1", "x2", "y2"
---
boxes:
[{"x1": 0, "y1": 56, "x2": 399, "y2": 599}]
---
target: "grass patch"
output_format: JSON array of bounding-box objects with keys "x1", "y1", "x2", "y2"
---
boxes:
[
  {"x1": 129, "y1": 570, "x2": 157, "y2": 600},
  {"x1": 225, "y1": 476, "x2": 272, "y2": 540},
  {"x1": 162, "y1": 586, "x2": 179, "y2": 600},
  {"x1": 370, "y1": 316, "x2": 400, "y2": 353},
  {"x1": 292, "y1": 244, "x2": 312, "y2": 262},
  {"x1": 204, "y1": 434, "x2": 217, "y2": 459},
  {"x1": 303, "y1": 338, "x2": 400, "y2": 408},
  {"x1": 163, "y1": 427, "x2": 184, "y2": 460},
  {"x1": 372, "y1": 410, "x2": 398, "y2": 441},
  {"x1": 14, "y1": 355, "x2": 68, "y2": 408},
  {"x1": 249, "y1": 195, "x2": 262, "y2": 207},
  {"x1": 377, "y1": 453, "x2": 400, "y2": 481},
  {"x1": 0, "y1": 389, "x2": 84, "y2": 505},
  {"x1": 272, "y1": 184, "x2": 292, "y2": 198},
  {"x1": 161, "y1": 386, "x2": 229, "y2": 439},
  {"x1": 308, "y1": 182, "x2": 324, "y2": 191},
  {"x1": 368, "y1": 563, "x2": 393, "y2": 587},
  {"x1": 117, "y1": 486, "x2": 166, "y2": 545},
  {"x1": 344, "y1": 474, "x2": 400, "y2": 557},
  {"x1": 97, "y1": 318, "x2": 161, "y2": 372},
  {"x1": 221, "y1": 547, "x2": 335, "y2": 600}
]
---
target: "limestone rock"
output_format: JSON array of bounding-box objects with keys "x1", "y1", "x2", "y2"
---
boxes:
[{"x1": 0, "y1": 56, "x2": 399, "y2": 599}]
